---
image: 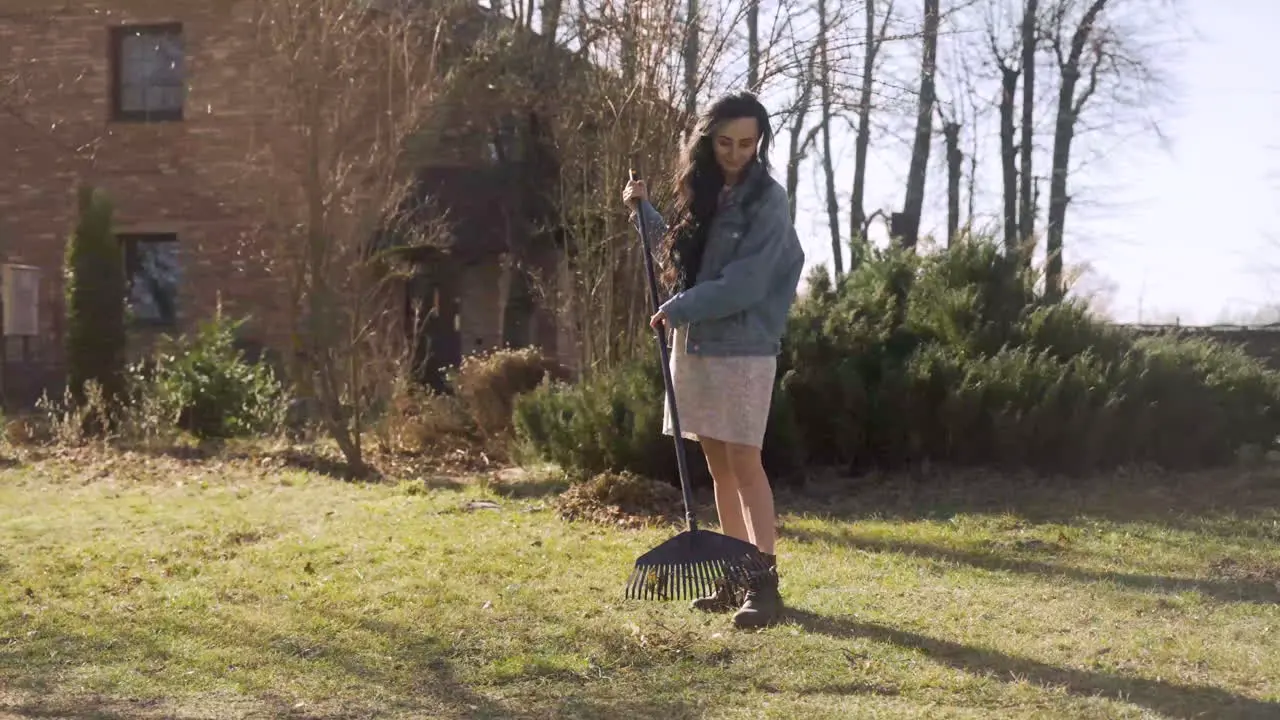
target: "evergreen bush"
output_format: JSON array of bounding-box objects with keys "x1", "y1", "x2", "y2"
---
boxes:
[
  {"x1": 514, "y1": 235, "x2": 1280, "y2": 480},
  {"x1": 64, "y1": 185, "x2": 127, "y2": 417}
]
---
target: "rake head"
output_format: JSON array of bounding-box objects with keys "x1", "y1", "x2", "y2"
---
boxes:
[{"x1": 625, "y1": 528, "x2": 770, "y2": 601}]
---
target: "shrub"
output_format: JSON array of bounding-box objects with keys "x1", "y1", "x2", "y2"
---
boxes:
[
  {"x1": 64, "y1": 185, "x2": 127, "y2": 415},
  {"x1": 127, "y1": 313, "x2": 286, "y2": 439},
  {"x1": 514, "y1": 235, "x2": 1280, "y2": 479},
  {"x1": 372, "y1": 375, "x2": 475, "y2": 455},
  {"x1": 513, "y1": 349, "x2": 805, "y2": 486},
  {"x1": 451, "y1": 347, "x2": 569, "y2": 441},
  {"x1": 513, "y1": 354, "x2": 682, "y2": 482},
  {"x1": 778, "y1": 235, "x2": 1280, "y2": 474}
]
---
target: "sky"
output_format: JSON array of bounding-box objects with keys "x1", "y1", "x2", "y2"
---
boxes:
[{"x1": 772, "y1": 0, "x2": 1280, "y2": 326}]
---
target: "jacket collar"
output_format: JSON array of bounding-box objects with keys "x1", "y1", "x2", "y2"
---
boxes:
[{"x1": 722, "y1": 158, "x2": 767, "y2": 207}]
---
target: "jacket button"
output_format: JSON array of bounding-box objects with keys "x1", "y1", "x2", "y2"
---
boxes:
[{"x1": 692, "y1": 344, "x2": 700, "y2": 351}]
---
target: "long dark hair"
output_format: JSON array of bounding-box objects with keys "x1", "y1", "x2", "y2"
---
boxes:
[{"x1": 660, "y1": 92, "x2": 774, "y2": 291}]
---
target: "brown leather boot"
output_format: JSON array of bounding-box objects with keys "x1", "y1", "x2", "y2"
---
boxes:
[{"x1": 732, "y1": 563, "x2": 783, "y2": 629}]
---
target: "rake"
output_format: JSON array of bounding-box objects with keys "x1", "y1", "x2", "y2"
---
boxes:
[{"x1": 623, "y1": 165, "x2": 768, "y2": 603}]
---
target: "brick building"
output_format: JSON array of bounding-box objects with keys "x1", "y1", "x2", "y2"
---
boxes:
[{"x1": 0, "y1": 0, "x2": 574, "y2": 406}]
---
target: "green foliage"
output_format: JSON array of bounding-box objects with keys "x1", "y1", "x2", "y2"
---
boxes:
[
  {"x1": 512, "y1": 346, "x2": 803, "y2": 485},
  {"x1": 512, "y1": 235, "x2": 1280, "y2": 480},
  {"x1": 778, "y1": 235, "x2": 1280, "y2": 474},
  {"x1": 64, "y1": 185, "x2": 127, "y2": 412},
  {"x1": 128, "y1": 313, "x2": 286, "y2": 439},
  {"x1": 513, "y1": 353, "x2": 676, "y2": 482}
]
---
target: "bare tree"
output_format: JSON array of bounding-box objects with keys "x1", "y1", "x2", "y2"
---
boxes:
[
  {"x1": 848, "y1": 0, "x2": 895, "y2": 261},
  {"x1": 1, "y1": 48, "x2": 104, "y2": 176},
  {"x1": 940, "y1": 114, "x2": 962, "y2": 245},
  {"x1": 466, "y1": 0, "x2": 744, "y2": 374},
  {"x1": 1018, "y1": 0, "x2": 1038, "y2": 248},
  {"x1": 935, "y1": 22, "x2": 992, "y2": 241},
  {"x1": 984, "y1": 0, "x2": 1023, "y2": 255},
  {"x1": 816, "y1": 0, "x2": 843, "y2": 276},
  {"x1": 898, "y1": 0, "x2": 940, "y2": 249},
  {"x1": 918, "y1": 0, "x2": 1177, "y2": 288},
  {"x1": 1042, "y1": 0, "x2": 1109, "y2": 300},
  {"x1": 746, "y1": 0, "x2": 761, "y2": 91},
  {"x1": 784, "y1": 42, "x2": 820, "y2": 221},
  {"x1": 543, "y1": 0, "x2": 565, "y2": 39},
  {"x1": 684, "y1": 0, "x2": 701, "y2": 122},
  {"x1": 246, "y1": 0, "x2": 458, "y2": 473}
]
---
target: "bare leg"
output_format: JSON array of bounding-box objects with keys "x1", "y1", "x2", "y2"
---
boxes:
[
  {"x1": 725, "y1": 443, "x2": 775, "y2": 554},
  {"x1": 699, "y1": 438, "x2": 750, "y2": 544},
  {"x1": 724, "y1": 441, "x2": 782, "y2": 628}
]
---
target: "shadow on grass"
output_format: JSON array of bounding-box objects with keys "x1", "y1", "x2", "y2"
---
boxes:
[
  {"x1": 1, "y1": 608, "x2": 704, "y2": 720},
  {"x1": 781, "y1": 527, "x2": 1280, "y2": 605},
  {"x1": 779, "y1": 466, "x2": 1280, "y2": 541},
  {"x1": 0, "y1": 613, "x2": 504, "y2": 719},
  {"x1": 1, "y1": 702, "x2": 131, "y2": 720},
  {"x1": 331, "y1": 612, "x2": 704, "y2": 719},
  {"x1": 785, "y1": 609, "x2": 1280, "y2": 720}
]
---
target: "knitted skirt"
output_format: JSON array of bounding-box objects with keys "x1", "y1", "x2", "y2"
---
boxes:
[{"x1": 661, "y1": 326, "x2": 776, "y2": 449}]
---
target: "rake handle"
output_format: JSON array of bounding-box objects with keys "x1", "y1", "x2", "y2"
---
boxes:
[{"x1": 630, "y1": 164, "x2": 698, "y2": 533}]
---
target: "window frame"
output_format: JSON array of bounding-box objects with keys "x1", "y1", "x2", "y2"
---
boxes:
[
  {"x1": 108, "y1": 22, "x2": 186, "y2": 123},
  {"x1": 118, "y1": 232, "x2": 181, "y2": 329}
]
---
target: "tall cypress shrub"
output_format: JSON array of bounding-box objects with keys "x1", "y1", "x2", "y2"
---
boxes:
[{"x1": 64, "y1": 185, "x2": 126, "y2": 413}]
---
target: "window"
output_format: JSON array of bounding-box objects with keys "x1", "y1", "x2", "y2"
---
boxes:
[
  {"x1": 109, "y1": 23, "x2": 185, "y2": 122},
  {"x1": 119, "y1": 233, "x2": 181, "y2": 327}
]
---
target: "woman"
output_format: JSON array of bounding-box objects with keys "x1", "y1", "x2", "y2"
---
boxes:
[{"x1": 622, "y1": 92, "x2": 805, "y2": 629}]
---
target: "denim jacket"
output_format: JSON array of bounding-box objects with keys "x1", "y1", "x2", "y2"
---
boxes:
[{"x1": 633, "y1": 162, "x2": 805, "y2": 357}]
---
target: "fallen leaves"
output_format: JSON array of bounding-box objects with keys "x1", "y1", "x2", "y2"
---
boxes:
[{"x1": 554, "y1": 471, "x2": 685, "y2": 530}]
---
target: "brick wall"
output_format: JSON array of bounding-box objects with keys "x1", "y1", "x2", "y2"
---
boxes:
[
  {"x1": 0, "y1": 0, "x2": 286, "y2": 398},
  {"x1": 0, "y1": 0, "x2": 576, "y2": 405}
]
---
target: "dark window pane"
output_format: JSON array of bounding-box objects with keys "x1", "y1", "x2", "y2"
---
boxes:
[
  {"x1": 121, "y1": 236, "x2": 180, "y2": 326},
  {"x1": 160, "y1": 86, "x2": 184, "y2": 110},
  {"x1": 143, "y1": 85, "x2": 180, "y2": 111},
  {"x1": 119, "y1": 85, "x2": 146, "y2": 112},
  {"x1": 115, "y1": 26, "x2": 185, "y2": 116}
]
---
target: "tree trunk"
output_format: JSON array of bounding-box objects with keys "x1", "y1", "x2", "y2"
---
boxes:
[
  {"x1": 540, "y1": 0, "x2": 562, "y2": 40},
  {"x1": 683, "y1": 0, "x2": 700, "y2": 122},
  {"x1": 621, "y1": 0, "x2": 637, "y2": 80},
  {"x1": 899, "y1": 0, "x2": 938, "y2": 249},
  {"x1": 999, "y1": 66, "x2": 1018, "y2": 254},
  {"x1": 785, "y1": 45, "x2": 818, "y2": 219},
  {"x1": 746, "y1": 0, "x2": 760, "y2": 92},
  {"x1": 1018, "y1": 0, "x2": 1038, "y2": 261},
  {"x1": 943, "y1": 121, "x2": 961, "y2": 246},
  {"x1": 818, "y1": 0, "x2": 841, "y2": 276},
  {"x1": 1046, "y1": 0, "x2": 1109, "y2": 301},
  {"x1": 576, "y1": 0, "x2": 593, "y2": 55},
  {"x1": 849, "y1": 0, "x2": 879, "y2": 264},
  {"x1": 967, "y1": 110, "x2": 978, "y2": 232}
]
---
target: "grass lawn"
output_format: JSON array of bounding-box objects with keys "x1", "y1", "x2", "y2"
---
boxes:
[{"x1": 1, "y1": 446, "x2": 1278, "y2": 719}]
